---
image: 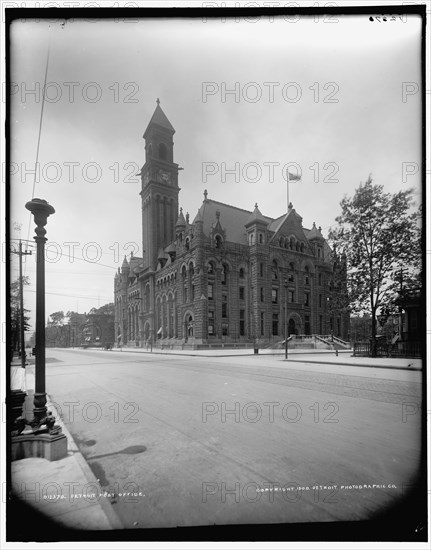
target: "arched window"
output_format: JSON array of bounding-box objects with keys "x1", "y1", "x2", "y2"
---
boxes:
[
  {"x1": 288, "y1": 262, "x2": 295, "y2": 282},
  {"x1": 304, "y1": 266, "x2": 310, "y2": 285},
  {"x1": 215, "y1": 234, "x2": 222, "y2": 249},
  {"x1": 249, "y1": 233, "x2": 254, "y2": 246},
  {"x1": 239, "y1": 268, "x2": 245, "y2": 279},
  {"x1": 221, "y1": 264, "x2": 228, "y2": 285},
  {"x1": 318, "y1": 273, "x2": 322, "y2": 285},
  {"x1": 290, "y1": 237, "x2": 295, "y2": 250},
  {"x1": 271, "y1": 259, "x2": 278, "y2": 280},
  {"x1": 300, "y1": 242, "x2": 305, "y2": 253},
  {"x1": 259, "y1": 232, "x2": 264, "y2": 244},
  {"x1": 158, "y1": 142, "x2": 167, "y2": 160},
  {"x1": 189, "y1": 263, "x2": 194, "y2": 277},
  {"x1": 185, "y1": 237, "x2": 190, "y2": 251},
  {"x1": 182, "y1": 266, "x2": 187, "y2": 279}
]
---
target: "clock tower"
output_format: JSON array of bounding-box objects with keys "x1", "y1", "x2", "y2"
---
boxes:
[{"x1": 140, "y1": 99, "x2": 180, "y2": 269}]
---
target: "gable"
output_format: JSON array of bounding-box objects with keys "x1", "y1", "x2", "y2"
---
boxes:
[{"x1": 269, "y1": 210, "x2": 312, "y2": 249}]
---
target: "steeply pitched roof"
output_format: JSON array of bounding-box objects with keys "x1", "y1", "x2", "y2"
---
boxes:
[
  {"x1": 143, "y1": 100, "x2": 175, "y2": 138},
  {"x1": 195, "y1": 199, "x2": 273, "y2": 244},
  {"x1": 245, "y1": 204, "x2": 269, "y2": 227}
]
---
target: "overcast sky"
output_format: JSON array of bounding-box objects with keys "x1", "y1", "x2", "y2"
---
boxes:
[{"x1": 9, "y1": 13, "x2": 422, "y2": 331}]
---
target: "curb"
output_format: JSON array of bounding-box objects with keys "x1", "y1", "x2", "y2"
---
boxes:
[{"x1": 285, "y1": 358, "x2": 422, "y2": 371}]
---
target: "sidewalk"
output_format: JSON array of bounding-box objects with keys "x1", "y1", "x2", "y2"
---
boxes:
[
  {"x1": 10, "y1": 366, "x2": 122, "y2": 531},
  {"x1": 81, "y1": 345, "x2": 422, "y2": 371}
]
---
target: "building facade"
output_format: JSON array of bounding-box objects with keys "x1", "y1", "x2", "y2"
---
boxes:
[{"x1": 114, "y1": 101, "x2": 349, "y2": 347}]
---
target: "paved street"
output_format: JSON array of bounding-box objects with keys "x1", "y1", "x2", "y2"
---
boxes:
[{"x1": 24, "y1": 348, "x2": 422, "y2": 529}]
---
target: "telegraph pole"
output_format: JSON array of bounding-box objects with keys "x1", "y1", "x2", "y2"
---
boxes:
[{"x1": 11, "y1": 240, "x2": 32, "y2": 368}]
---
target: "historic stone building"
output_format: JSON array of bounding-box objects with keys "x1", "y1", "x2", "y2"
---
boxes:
[{"x1": 114, "y1": 101, "x2": 349, "y2": 348}]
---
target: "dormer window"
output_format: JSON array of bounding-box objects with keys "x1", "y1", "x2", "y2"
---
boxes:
[{"x1": 215, "y1": 234, "x2": 223, "y2": 249}]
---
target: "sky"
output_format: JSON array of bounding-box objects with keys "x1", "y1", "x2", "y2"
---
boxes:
[{"x1": 7, "y1": 12, "x2": 423, "y2": 331}]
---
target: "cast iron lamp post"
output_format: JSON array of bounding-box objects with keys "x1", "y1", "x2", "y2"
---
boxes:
[
  {"x1": 11, "y1": 199, "x2": 67, "y2": 461},
  {"x1": 25, "y1": 198, "x2": 55, "y2": 427},
  {"x1": 284, "y1": 278, "x2": 288, "y2": 360}
]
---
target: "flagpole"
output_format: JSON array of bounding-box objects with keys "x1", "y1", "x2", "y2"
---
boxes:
[{"x1": 287, "y1": 171, "x2": 290, "y2": 212}]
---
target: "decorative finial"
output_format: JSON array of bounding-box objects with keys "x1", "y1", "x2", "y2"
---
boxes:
[
  {"x1": 318, "y1": 226, "x2": 322, "y2": 233},
  {"x1": 288, "y1": 202, "x2": 293, "y2": 210},
  {"x1": 156, "y1": 98, "x2": 160, "y2": 105},
  {"x1": 186, "y1": 212, "x2": 190, "y2": 224},
  {"x1": 204, "y1": 189, "x2": 208, "y2": 200},
  {"x1": 180, "y1": 207, "x2": 183, "y2": 213},
  {"x1": 255, "y1": 203, "x2": 258, "y2": 209},
  {"x1": 216, "y1": 209, "x2": 220, "y2": 220}
]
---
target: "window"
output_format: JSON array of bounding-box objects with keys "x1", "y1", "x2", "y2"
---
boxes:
[
  {"x1": 239, "y1": 268, "x2": 245, "y2": 279},
  {"x1": 301, "y1": 242, "x2": 305, "y2": 253},
  {"x1": 272, "y1": 314, "x2": 279, "y2": 336},
  {"x1": 208, "y1": 263, "x2": 214, "y2": 274},
  {"x1": 221, "y1": 265, "x2": 228, "y2": 285},
  {"x1": 183, "y1": 286, "x2": 187, "y2": 303},
  {"x1": 272, "y1": 288, "x2": 278, "y2": 304},
  {"x1": 259, "y1": 233, "x2": 264, "y2": 244},
  {"x1": 272, "y1": 260, "x2": 278, "y2": 280},
  {"x1": 317, "y1": 247, "x2": 322, "y2": 258},
  {"x1": 260, "y1": 287, "x2": 264, "y2": 302},
  {"x1": 260, "y1": 312, "x2": 265, "y2": 336},
  {"x1": 208, "y1": 310, "x2": 214, "y2": 335},
  {"x1": 249, "y1": 233, "x2": 254, "y2": 245},
  {"x1": 319, "y1": 294, "x2": 322, "y2": 308},
  {"x1": 208, "y1": 283, "x2": 213, "y2": 300},
  {"x1": 289, "y1": 290, "x2": 295, "y2": 303},
  {"x1": 304, "y1": 266, "x2": 310, "y2": 285},
  {"x1": 222, "y1": 323, "x2": 228, "y2": 336},
  {"x1": 318, "y1": 273, "x2": 322, "y2": 285},
  {"x1": 260, "y1": 263, "x2": 264, "y2": 277},
  {"x1": 239, "y1": 286, "x2": 245, "y2": 300},
  {"x1": 240, "y1": 310, "x2": 245, "y2": 336},
  {"x1": 222, "y1": 294, "x2": 228, "y2": 318},
  {"x1": 191, "y1": 284, "x2": 195, "y2": 301},
  {"x1": 158, "y1": 142, "x2": 167, "y2": 160},
  {"x1": 215, "y1": 235, "x2": 222, "y2": 249},
  {"x1": 305, "y1": 292, "x2": 310, "y2": 307},
  {"x1": 185, "y1": 238, "x2": 190, "y2": 251}
]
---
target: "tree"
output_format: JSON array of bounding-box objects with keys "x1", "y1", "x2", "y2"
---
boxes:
[
  {"x1": 89, "y1": 303, "x2": 114, "y2": 316},
  {"x1": 10, "y1": 276, "x2": 31, "y2": 354},
  {"x1": 329, "y1": 176, "x2": 421, "y2": 354},
  {"x1": 48, "y1": 311, "x2": 65, "y2": 326}
]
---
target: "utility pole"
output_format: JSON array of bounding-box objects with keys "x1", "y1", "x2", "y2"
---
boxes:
[{"x1": 11, "y1": 240, "x2": 32, "y2": 368}]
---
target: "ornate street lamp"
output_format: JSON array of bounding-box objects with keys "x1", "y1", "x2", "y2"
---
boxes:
[
  {"x1": 284, "y1": 278, "x2": 289, "y2": 360},
  {"x1": 11, "y1": 199, "x2": 67, "y2": 461}
]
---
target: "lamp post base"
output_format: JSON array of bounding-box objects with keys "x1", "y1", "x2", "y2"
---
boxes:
[{"x1": 11, "y1": 431, "x2": 67, "y2": 462}]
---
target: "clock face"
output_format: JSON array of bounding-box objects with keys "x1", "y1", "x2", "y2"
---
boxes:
[{"x1": 159, "y1": 170, "x2": 171, "y2": 184}]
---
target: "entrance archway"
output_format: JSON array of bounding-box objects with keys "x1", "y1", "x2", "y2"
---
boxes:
[{"x1": 288, "y1": 318, "x2": 296, "y2": 336}]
